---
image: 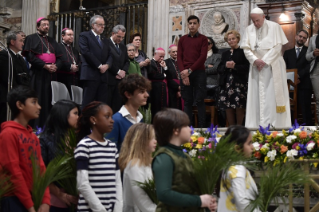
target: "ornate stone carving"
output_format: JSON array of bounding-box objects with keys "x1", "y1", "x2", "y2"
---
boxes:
[
  {"x1": 0, "y1": 7, "x2": 13, "y2": 17},
  {"x1": 50, "y1": 0, "x2": 57, "y2": 13},
  {"x1": 169, "y1": 5, "x2": 185, "y2": 13},
  {"x1": 200, "y1": 7, "x2": 238, "y2": 48}
]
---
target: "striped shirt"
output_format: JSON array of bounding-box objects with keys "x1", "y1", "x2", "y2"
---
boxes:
[{"x1": 75, "y1": 136, "x2": 119, "y2": 212}]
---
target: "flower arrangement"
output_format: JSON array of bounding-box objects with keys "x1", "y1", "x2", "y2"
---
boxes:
[
  {"x1": 183, "y1": 124, "x2": 222, "y2": 158},
  {"x1": 252, "y1": 120, "x2": 319, "y2": 165}
]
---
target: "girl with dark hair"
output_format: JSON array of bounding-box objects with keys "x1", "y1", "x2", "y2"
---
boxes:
[
  {"x1": 205, "y1": 37, "x2": 221, "y2": 104},
  {"x1": 217, "y1": 125, "x2": 259, "y2": 212},
  {"x1": 40, "y1": 99, "x2": 80, "y2": 212},
  {"x1": 74, "y1": 101, "x2": 123, "y2": 211},
  {"x1": 152, "y1": 108, "x2": 217, "y2": 211},
  {"x1": 129, "y1": 33, "x2": 150, "y2": 78}
]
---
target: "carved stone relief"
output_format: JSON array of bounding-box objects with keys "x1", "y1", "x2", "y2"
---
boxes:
[{"x1": 200, "y1": 7, "x2": 239, "y2": 48}]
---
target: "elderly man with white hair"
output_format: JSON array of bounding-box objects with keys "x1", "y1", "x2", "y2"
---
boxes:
[{"x1": 241, "y1": 7, "x2": 291, "y2": 128}]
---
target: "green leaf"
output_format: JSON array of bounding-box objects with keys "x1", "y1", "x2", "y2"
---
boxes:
[
  {"x1": 31, "y1": 153, "x2": 73, "y2": 210},
  {"x1": 249, "y1": 163, "x2": 310, "y2": 212},
  {"x1": 135, "y1": 178, "x2": 158, "y2": 204},
  {"x1": 0, "y1": 170, "x2": 13, "y2": 199},
  {"x1": 139, "y1": 103, "x2": 152, "y2": 124}
]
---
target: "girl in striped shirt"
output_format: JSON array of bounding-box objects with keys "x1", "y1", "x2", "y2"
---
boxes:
[{"x1": 74, "y1": 101, "x2": 123, "y2": 212}]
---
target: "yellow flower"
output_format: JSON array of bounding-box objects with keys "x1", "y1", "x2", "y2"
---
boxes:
[
  {"x1": 284, "y1": 157, "x2": 288, "y2": 163},
  {"x1": 264, "y1": 156, "x2": 269, "y2": 163},
  {"x1": 314, "y1": 163, "x2": 318, "y2": 168},
  {"x1": 266, "y1": 135, "x2": 272, "y2": 141},
  {"x1": 195, "y1": 144, "x2": 202, "y2": 149},
  {"x1": 299, "y1": 157, "x2": 304, "y2": 160},
  {"x1": 260, "y1": 147, "x2": 269, "y2": 155},
  {"x1": 183, "y1": 143, "x2": 192, "y2": 148},
  {"x1": 296, "y1": 146, "x2": 300, "y2": 150},
  {"x1": 191, "y1": 136, "x2": 197, "y2": 142}
]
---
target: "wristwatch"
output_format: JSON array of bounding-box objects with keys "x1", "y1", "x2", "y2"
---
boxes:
[{"x1": 188, "y1": 68, "x2": 192, "y2": 75}]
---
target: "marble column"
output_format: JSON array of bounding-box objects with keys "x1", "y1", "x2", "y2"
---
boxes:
[
  {"x1": 147, "y1": 0, "x2": 170, "y2": 58},
  {"x1": 22, "y1": 0, "x2": 50, "y2": 36}
]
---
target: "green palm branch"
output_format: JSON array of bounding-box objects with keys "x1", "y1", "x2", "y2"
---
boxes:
[
  {"x1": 139, "y1": 103, "x2": 152, "y2": 124},
  {"x1": 0, "y1": 170, "x2": 13, "y2": 199},
  {"x1": 31, "y1": 153, "x2": 73, "y2": 210},
  {"x1": 249, "y1": 164, "x2": 310, "y2": 212},
  {"x1": 192, "y1": 136, "x2": 255, "y2": 195},
  {"x1": 135, "y1": 178, "x2": 158, "y2": 204},
  {"x1": 57, "y1": 129, "x2": 78, "y2": 197}
]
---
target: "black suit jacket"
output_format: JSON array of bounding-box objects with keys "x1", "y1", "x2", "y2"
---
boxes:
[
  {"x1": 106, "y1": 38, "x2": 129, "y2": 85},
  {"x1": 79, "y1": 30, "x2": 112, "y2": 82},
  {"x1": 0, "y1": 50, "x2": 30, "y2": 102},
  {"x1": 58, "y1": 42, "x2": 81, "y2": 71},
  {"x1": 283, "y1": 46, "x2": 312, "y2": 90}
]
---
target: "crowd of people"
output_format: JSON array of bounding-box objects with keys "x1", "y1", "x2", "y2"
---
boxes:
[{"x1": 0, "y1": 5, "x2": 315, "y2": 212}]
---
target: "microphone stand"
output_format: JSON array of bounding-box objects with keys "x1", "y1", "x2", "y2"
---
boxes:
[{"x1": 0, "y1": 40, "x2": 14, "y2": 121}]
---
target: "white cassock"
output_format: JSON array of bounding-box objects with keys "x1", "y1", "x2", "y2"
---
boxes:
[{"x1": 241, "y1": 20, "x2": 291, "y2": 128}]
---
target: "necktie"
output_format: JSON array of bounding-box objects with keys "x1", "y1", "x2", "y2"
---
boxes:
[
  {"x1": 296, "y1": 47, "x2": 300, "y2": 58},
  {"x1": 96, "y1": 35, "x2": 102, "y2": 47},
  {"x1": 115, "y1": 44, "x2": 120, "y2": 53}
]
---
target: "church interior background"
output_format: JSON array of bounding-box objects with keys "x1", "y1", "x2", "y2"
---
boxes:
[{"x1": 2, "y1": 0, "x2": 319, "y2": 124}]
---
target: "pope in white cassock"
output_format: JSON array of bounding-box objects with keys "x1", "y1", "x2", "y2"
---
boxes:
[{"x1": 241, "y1": 8, "x2": 291, "y2": 128}]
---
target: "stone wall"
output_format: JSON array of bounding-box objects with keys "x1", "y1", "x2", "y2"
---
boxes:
[
  {"x1": 167, "y1": 0, "x2": 266, "y2": 49},
  {"x1": 0, "y1": 0, "x2": 22, "y2": 48}
]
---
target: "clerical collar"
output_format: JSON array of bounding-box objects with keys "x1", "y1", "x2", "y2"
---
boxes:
[
  {"x1": 170, "y1": 57, "x2": 177, "y2": 61},
  {"x1": 188, "y1": 31, "x2": 199, "y2": 37},
  {"x1": 37, "y1": 32, "x2": 47, "y2": 37},
  {"x1": 152, "y1": 58, "x2": 159, "y2": 63},
  {"x1": 62, "y1": 41, "x2": 71, "y2": 47}
]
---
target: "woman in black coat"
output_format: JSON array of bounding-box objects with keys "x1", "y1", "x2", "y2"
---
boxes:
[{"x1": 218, "y1": 30, "x2": 250, "y2": 126}]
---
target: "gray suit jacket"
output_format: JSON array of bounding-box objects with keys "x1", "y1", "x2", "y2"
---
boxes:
[{"x1": 306, "y1": 35, "x2": 318, "y2": 72}]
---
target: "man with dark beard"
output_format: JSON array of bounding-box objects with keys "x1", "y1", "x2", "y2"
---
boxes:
[
  {"x1": 22, "y1": 17, "x2": 63, "y2": 127},
  {"x1": 284, "y1": 30, "x2": 312, "y2": 125},
  {"x1": 57, "y1": 28, "x2": 81, "y2": 96}
]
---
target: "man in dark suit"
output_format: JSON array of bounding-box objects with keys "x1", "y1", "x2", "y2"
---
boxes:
[
  {"x1": 0, "y1": 31, "x2": 30, "y2": 125},
  {"x1": 79, "y1": 15, "x2": 112, "y2": 107},
  {"x1": 106, "y1": 25, "x2": 129, "y2": 113},
  {"x1": 283, "y1": 29, "x2": 312, "y2": 125}
]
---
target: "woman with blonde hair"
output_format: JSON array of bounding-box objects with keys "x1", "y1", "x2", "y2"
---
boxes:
[
  {"x1": 119, "y1": 123, "x2": 157, "y2": 212},
  {"x1": 218, "y1": 30, "x2": 250, "y2": 125}
]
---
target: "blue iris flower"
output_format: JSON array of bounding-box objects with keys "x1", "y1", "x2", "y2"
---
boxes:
[
  {"x1": 35, "y1": 126, "x2": 44, "y2": 136},
  {"x1": 259, "y1": 124, "x2": 271, "y2": 135},
  {"x1": 289, "y1": 119, "x2": 305, "y2": 133},
  {"x1": 298, "y1": 144, "x2": 308, "y2": 156},
  {"x1": 190, "y1": 126, "x2": 194, "y2": 134}
]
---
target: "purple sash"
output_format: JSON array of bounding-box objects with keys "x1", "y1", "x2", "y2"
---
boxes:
[{"x1": 35, "y1": 53, "x2": 56, "y2": 64}]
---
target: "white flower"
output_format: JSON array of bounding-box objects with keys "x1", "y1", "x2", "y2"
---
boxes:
[
  {"x1": 286, "y1": 135, "x2": 297, "y2": 144},
  {"x1": 216, "y1": 137, "x2": 221, "y2": 143},
  {"x1": 189, "y1": 149, "x2": 197, "y2": 157},
  {"x1": 294, "y1": 128, "x2": 301, "y2": 133},
  {"x1": 262, "y1": 143, "x2": 269, "y2": 150},
  {"x1": 286, "y1": 149, "x2": 298, "y2": 159},
  {"x1": 308, "y1": 126, "x2": 317, "y2": 131},
  {"x1": 253, "y1": 142, "x2": 260, "y2": 151},
  {"x1": 276, "y1": 133, "x2": 284, "y2": 137},
  {"x1": 307, "y1": 142, "x2": 315, "y2": 151},
  {"x1": 192, "y1": 132, "x2": 200, "y2": 136},
  {"x1": 267, "y1": 150, "x2": 277, "y2": 161}
]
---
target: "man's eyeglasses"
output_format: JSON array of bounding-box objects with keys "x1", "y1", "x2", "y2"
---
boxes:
[
  {"x1": 127, "y1": 49, "x2": 135, "y2": 52},
  {"x1": 95, "y1": 23, "x2": 105, "y2": 27},
  {"x1": 208, "y1": 42, "x2": 212, "y2": 45}
]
